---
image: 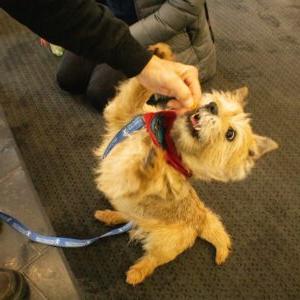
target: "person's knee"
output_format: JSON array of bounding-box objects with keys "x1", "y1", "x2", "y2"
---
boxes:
[
  {"x1": 56, "y1": 69, "x2": 68, "y2": 91},
  {"x1": 56, "y1": 52, "x2": 94, "y2": 94},
  {"x1": 86, "y1": 84, "x2": 116, "y2": 111},
  {"x1": 56, "y1": 69, "x2": 82, "y2": 94},
  {"x1": 86, "y1": 64, "x2": 125, "y2": 111}
]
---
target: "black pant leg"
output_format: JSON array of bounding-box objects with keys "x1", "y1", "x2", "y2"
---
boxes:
[
  {"x1": 86, "y1": 64, "x2": 126, "y2": 111},
  {"x1": 56, "y1": 50, "x2": 96, "y2": 94}
]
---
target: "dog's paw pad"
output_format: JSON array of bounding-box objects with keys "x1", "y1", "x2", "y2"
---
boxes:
[{"x1": 126, "y1": 267, "x2": 145, "y2": 285}]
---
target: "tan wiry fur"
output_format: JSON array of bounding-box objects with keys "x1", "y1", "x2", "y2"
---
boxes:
[{"x1": 94, "y1": 44, "x2": 278, "y2": 285}]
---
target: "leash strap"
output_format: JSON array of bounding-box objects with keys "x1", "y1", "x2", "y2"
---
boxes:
[
  {"x1": 0, "y1": 116, "x2": 143, "y2": 248},
  {"x1": 0, "y1": 211, "x2": 132, "y2": 248}
]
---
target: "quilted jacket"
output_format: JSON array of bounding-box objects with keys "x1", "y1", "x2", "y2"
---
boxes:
[{"x1": 129, "y1": 0, "x2": 216, "y2": 81}]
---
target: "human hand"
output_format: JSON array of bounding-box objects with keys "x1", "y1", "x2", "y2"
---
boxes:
[{"x1": 137, "y1": 56, "x2": 201, "y2": 114}]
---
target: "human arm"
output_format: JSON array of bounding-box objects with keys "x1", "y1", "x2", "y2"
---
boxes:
[
  {"x1": 0, "y1": 0, "x2": 201, "y2": 109},
  {"x1": 1, "y1": 0, "x2": 151, "y2": 77}
]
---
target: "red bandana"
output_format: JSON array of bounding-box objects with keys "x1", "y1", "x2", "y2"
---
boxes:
[{"x1": 143, "y1": 111, "x2": 192, "y2": 178}]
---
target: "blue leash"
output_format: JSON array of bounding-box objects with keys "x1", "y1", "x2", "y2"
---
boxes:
[
  {"x1": 0, "y1": 211, "x2": 132, "y2": 248},
  {"x1": 0, "y1": 116, "x2": 146, "y2": 248}
]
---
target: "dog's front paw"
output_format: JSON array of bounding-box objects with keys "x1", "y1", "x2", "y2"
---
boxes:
[
  {"x1": 216, "y1": 247, "x2": 230, "y2": 265},
  {"x1": 215, "y1": 234, "x2": 232, "y2": 265},
  {"x1": 126, "y1": 255, "x2": 157, "y2": 285}
]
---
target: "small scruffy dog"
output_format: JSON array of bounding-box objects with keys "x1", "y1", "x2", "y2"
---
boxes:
[{"x1": 94, "y1": 44, "x2": 278, "y2": 285}]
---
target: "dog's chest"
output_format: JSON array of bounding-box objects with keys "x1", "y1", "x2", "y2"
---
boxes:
[{"x1": 98, "y1": 132, "x2": 155, "y2": 196}]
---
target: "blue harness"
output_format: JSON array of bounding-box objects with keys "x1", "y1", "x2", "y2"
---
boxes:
[
  {"x1": 0, "y1": 115, "x2": 147, "y2": 248},
  {"x1": 102, "y1": 115, "x2": 145, "y2": 159}
]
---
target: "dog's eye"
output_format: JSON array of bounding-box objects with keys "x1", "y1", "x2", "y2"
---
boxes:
[{"x1": 225, "y1": 127, "x2": 236, "y2": 142}]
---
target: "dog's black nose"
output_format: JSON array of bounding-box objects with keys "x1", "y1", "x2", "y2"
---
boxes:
[{"x1": 205, "y1": 102, "x2": 218, "y2": 115}]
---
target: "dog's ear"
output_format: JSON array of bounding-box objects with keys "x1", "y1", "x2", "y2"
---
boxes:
[
  {"x1": 250, "y1": 135, "x2": 278, "y2": 160},
  {"x1": 233, "y1": 86, "x2": 249, "y2": 107}
]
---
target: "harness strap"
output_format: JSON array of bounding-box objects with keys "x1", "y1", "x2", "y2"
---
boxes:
[{"x1": 102, "y1": 115, "x2": 145, "y2": 159}]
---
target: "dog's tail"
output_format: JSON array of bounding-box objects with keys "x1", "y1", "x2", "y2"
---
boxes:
[{"x1": 148, "y1": 43, "x2": 174, "y2": 61}]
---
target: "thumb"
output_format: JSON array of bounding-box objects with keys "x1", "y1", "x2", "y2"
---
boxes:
[{"x1": 169, "y1": 74, "x2": 194, "y2": 108}]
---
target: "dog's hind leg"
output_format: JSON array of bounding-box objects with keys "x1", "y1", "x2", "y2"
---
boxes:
[
  {"x1": 126, "y1": 224, "x2": 197, "y2": 285},
  {"x1": 94, "y1": 209, "x2": 127, "y2": 226},
  {"x1": 199, "y1": 209, "x2": 232, "y2": 265}
]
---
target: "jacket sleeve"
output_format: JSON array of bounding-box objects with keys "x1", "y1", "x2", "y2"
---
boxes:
[
  {"x1": 130, "y1": 0, "x2": 205, "y2": 46},
  {"x1": 1, "y1": 0, "x2": 152, "y2": 77}
]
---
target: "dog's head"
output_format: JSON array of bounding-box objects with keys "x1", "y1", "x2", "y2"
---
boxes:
[{"x1": 173, "y1": 87, "x2": 278, "y2": 182}]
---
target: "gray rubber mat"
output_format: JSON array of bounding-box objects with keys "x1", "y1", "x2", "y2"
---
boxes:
[{"x1": 1, "y1": 0, "x2": 300, "y2": 298}]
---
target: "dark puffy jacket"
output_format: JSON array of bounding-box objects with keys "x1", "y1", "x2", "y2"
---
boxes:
[{"x1": 129, "y1": 0, "x2": 216, "y2": 81}]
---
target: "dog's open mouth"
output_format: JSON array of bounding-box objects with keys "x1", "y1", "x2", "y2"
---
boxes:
[{"x1": 186, "y1": 111, "x2": 201, "y2": 138}]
